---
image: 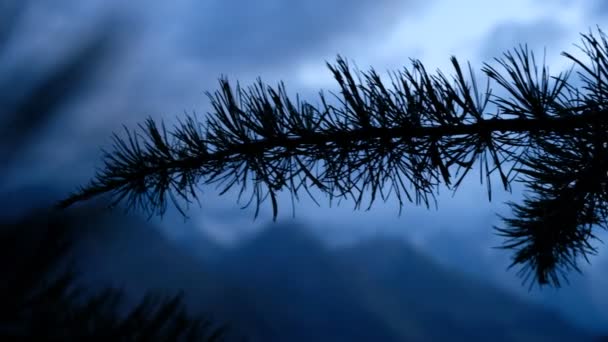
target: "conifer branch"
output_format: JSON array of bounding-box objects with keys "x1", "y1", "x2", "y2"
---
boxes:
[{"x1": 60, "y1": 28, "x2": 608, "y2": 287}]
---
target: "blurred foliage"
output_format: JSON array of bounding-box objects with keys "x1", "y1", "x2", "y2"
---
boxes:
[
  {"x1": 0, "y1": 208, "x2": 226, "y2": 341},
  {"x1": 0, "y1": 3, "x2": 228, "y2": 340},
  {"x1": 0, "y1": 3, "x2": 114, "y2": 172}
]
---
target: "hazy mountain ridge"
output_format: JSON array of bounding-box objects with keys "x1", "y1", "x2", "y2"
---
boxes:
[
  {"x1": 337, "y1": 237, "x2": 585, "y2": 341},
  {"x1": 213, "y1": 223, "x2": 404, "y2": 341},
  {"x1": 2, "y1": 186, "x2": 596, "y2": 340},
  {"x1": 423, "y1": 228, "x2": 608, "y2": 332},
  {"x1": 62, "y1": 208, "x2": 595, "y2": 341}
]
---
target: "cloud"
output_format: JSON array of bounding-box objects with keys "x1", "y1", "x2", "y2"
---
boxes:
[
  {"x1": 3, "y1": 0, "x2": 436, "y2": 190},
  {"x1": 585, "y1": 0, "x2": 608, "y2": 20},
  {"x1": 478, "y1": 18, "x2": 567, "y2": 62},
  {"x1": 172, "y1": 0, "x2": 428, "y2": 71},
  {"x1": 532, "y1": 0, "x2": 576, "y2": 6}
]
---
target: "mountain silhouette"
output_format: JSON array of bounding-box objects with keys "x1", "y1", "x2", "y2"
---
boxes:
[
  {"x1": 338, "y1": 237, "x2": 588, "y2": 341},
  {"x1": 214, "y1": 223, "x2": 403, "y2": 341},
  {"x1": 61, "y1": 211, "x2": 595, "y2": 341},
  {"x1": 424, "y1": 227, "x2": 608, "y2": 333}
]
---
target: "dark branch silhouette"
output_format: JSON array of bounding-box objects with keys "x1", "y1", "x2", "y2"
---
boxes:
[{"x1": 61, "y1": 28, "x2": 608, "y2": 287}]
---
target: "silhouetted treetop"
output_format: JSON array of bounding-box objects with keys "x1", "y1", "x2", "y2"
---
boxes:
[{"x1": 61, "y1": 28, "x2": 608, "y2": 287}]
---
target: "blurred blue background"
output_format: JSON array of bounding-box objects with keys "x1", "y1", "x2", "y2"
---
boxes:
[{"x1": 1, "y1": 0, "x2": 607, "y2": 340}]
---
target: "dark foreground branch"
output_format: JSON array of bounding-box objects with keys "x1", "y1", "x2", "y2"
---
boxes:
[{"x1": 60, "y1": 28, "x2": 608, "y2": 287}]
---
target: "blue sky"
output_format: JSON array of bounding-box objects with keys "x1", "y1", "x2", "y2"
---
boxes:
[{"x1": 3, "y1": 0, "x2": 608, "y2": 328}]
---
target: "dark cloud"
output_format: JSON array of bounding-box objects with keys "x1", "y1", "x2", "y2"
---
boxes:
[
  {"x1": 0, "y1": 1, "x2": 469, "y2": 218},
  {"x1": 478, "y1": 18, "x2": 567, "y2": 61},
  {"x1": 6, "y1": 0, "x2": 432, "y2": 185},
  {"x1": 174, "y1": 0, "x2": 427, "y2": 70},
  {"x1": 585, "y1": 0, "x2": 608, "y2": 19}
]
